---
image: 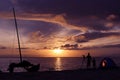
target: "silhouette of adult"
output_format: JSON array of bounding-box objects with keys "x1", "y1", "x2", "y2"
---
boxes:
[{"x1": 86, "y1": 53, "x2": 92, "y2": 68}]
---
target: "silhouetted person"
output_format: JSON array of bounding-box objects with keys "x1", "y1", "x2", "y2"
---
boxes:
[
  {"x1": 81, "y1": 55, "x2": 86, "y2": 68},
  {"x1": 82, "y1": 55, "x2": 86, "y2": 60},
  {"x1": 92, "y1": 58, "x2": 96, "y2": 69},
  {"x1": 86, "y1": 53, "x2": 92, "y2": 68}
]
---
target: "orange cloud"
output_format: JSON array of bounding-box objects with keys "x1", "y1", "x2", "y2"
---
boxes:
[
  {"x1": 105, "y1": 22, "x2": 114, "y2": 28},
  {"x1": 106, "y1": 14, "x2": 117, "y2": 21}
]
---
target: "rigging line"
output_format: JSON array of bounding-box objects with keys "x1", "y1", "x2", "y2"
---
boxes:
[{"x1": 13, "y1": 8, "x2": 22, "y2": 62}]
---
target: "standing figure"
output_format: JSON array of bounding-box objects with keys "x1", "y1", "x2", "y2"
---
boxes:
[
  {"x1": 81, "y1": 55, "x2": 86, "y2": 68},
  {"x1": 86, "y1": 53, "x2": 92, "y2": 68},
  {"x1": 92, "y1": 58, "x2": 96, "y2": 69}
]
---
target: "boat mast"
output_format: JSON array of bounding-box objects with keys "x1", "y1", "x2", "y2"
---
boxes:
[{"x1": 13, "y1": 8, "x2": 22, "y2": 62}]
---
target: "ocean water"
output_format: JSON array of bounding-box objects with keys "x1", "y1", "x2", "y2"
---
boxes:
[{"x1": 0, "y1": 57, "x2": 120, "y2": 72}]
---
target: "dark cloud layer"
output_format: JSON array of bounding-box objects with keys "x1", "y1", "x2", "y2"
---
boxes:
[
  {"x1": 1, "y1": 0, "x2": 120, "y2": 32},
  {"x1": 16, "y1": 0, "x2": 120, "y2": 16},
  {"x1": 17, "y1": 20, "x2": 62, "y2": 35},
  {"x1": 102, "y1": 44, "x2": 120, "y2": 48},
  {"x1": 74, "y1": 32, "x2": 120, "y2": 43},
  {"x1": 61, "y1": 43, "x2": 120, "y2": 50},
  {"x1": 61, "y1": 44, "x2": 79, "y2": 49}
]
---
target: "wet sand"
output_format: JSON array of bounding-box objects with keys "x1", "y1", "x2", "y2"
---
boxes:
[{"x1": 0, "y1": 69, "x2": 120, "y2": 80}]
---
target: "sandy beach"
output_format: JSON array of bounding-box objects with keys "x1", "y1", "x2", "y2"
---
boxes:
[{"x1": 0, "y1": 69, "x2": 120, "y2": 80}]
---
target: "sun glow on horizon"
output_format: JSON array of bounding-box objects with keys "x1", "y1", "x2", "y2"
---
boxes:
[{"x1": 53, "y1": 48, "x2": 63, "y2": 54}]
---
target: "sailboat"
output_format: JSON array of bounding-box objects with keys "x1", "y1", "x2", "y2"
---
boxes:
[{"x1": 8, "y1": 8, "x2": 40, "y2": 73}]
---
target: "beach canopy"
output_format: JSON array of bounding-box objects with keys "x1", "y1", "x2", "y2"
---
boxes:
[{"x1": 99, "y1": 57, "x2": 117, "y2": 69}]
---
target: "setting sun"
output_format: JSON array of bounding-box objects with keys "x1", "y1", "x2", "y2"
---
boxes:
[{"x1": 53, "y1": 48, "x2": 63, "y2": 54}]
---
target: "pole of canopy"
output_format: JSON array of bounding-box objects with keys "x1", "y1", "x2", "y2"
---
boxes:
[{"x1": 13, "y1": 8, "x2": 22, "y2": 63}]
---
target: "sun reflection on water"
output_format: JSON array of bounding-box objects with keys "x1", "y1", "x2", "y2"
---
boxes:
[{"x1": 55, "y1": 57, "x2": 62, "y2": 71}]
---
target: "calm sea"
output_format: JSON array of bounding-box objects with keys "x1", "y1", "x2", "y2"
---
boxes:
[{"x1": 0, "y1": 57, "x2": 120, "y2": 72}]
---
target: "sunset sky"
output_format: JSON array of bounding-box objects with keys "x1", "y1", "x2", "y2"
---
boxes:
[{"x1": 0, "y1": 0, "x2": 120, "y2": 57}]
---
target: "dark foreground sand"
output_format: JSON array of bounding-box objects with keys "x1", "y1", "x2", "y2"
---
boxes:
[{"x1": 0, "y1": 69, "x2": 120, "y2": 80}]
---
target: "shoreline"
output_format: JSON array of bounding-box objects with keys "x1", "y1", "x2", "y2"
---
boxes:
[{"x1": 0, "y1": 69, "x2": 120, "y2": 80}]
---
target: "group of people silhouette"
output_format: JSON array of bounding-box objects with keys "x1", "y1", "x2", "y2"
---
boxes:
[{"x1": 81, "y1": 53, "x2": 96, "y2": 69}]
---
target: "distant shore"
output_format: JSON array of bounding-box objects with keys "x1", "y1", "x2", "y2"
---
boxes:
[{"x1": 0, "y1": 69, "x2": 120, "y2": 80}]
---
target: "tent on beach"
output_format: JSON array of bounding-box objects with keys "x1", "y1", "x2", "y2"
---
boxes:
[{"x1": 99, "y1": 57, "x2": 117, "y2": 69}]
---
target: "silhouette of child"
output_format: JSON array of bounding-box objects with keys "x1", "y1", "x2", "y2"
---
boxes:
[
  {"x1": 81, "y1": 55, "x2": 86, "y2": 68},
  {"x1": 92, "y1": 58, "x2": 96, "y2": 69}
]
